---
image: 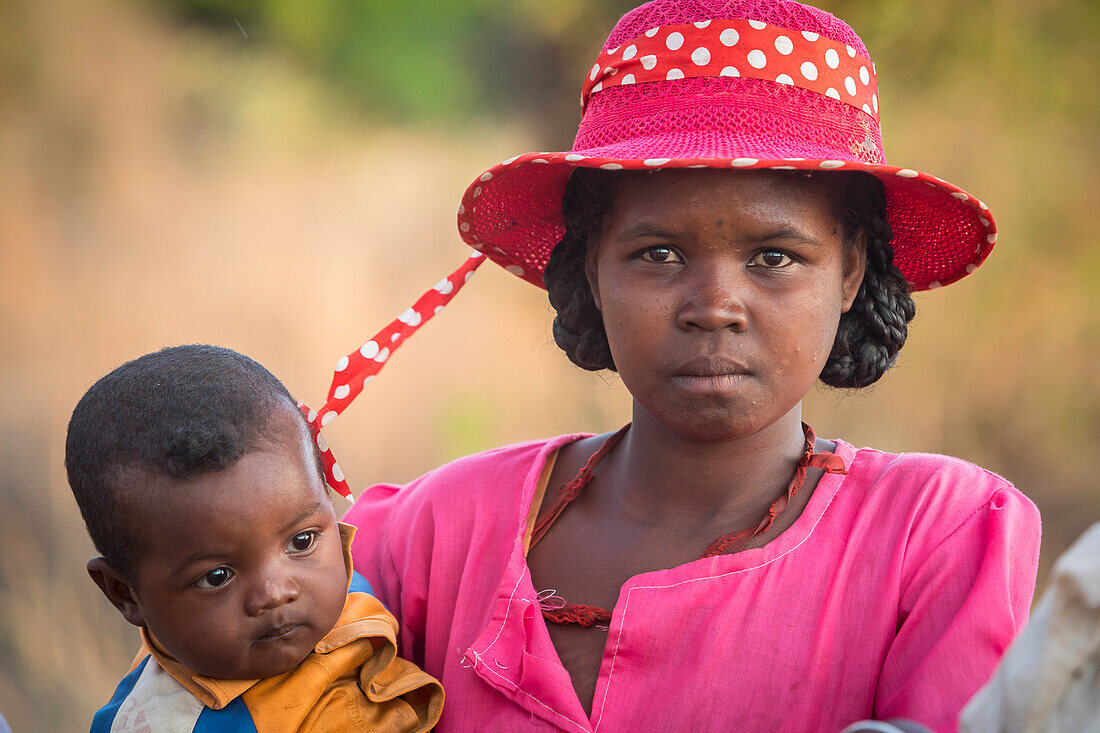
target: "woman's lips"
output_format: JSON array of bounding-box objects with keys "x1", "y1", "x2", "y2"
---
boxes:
[
  {"x1": 671, "y1": 356, "x2": 751, "y2": 393},
  {"x1": 671, "y1": 373, "x2": 750, "y2": 393}
]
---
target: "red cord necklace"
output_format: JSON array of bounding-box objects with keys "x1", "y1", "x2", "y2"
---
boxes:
[{"x1": 530, "y1": 423, "x2": 847, "y2": 628}]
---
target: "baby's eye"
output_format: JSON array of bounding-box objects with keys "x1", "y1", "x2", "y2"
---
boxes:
[
  {"x1": 639, "y1": 246, "x2": 684, "y2": 264},
  {"x1": 288, "y1": 531, "x2": 319, "y2": 553},
  {"x1": 196, "y1": 567, "x2": 233, "y2": 589},
  {"x1": 749, "y1": 250, "x2": 794, "y2": 268}
]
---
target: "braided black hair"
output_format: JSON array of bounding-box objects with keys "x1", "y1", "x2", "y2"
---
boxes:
[
  {"x1": 545, "y1": 170, "x2": 618, "y2": 371},
  {"x1": 543, "y1": 168, "x2": 916, "y2": 388},
  {"x1": 821, "y1": 173, "x2": 917, "y2": 387}
]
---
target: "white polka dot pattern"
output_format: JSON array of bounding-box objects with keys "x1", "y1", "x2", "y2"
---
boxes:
[
  {"x1": 456, "y1": 22, "x2": 998, "y2": 298},
  {"x1": 297, "y1": 252, "x2": 486, "y2": 499},
  {"x1": 581, "y1": 19, "x2": 879, "y2": 119},
  {"x1": 460, "y1": 146, "x2": 998, "y2": 295}
]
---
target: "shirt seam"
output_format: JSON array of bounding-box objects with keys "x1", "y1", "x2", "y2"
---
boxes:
[
  {"x1": 477, "y1": 436, "x2": 590, "y2": 653},
  {"x1": 897, "y1": 487, "x2": 1008, "y2": 605},
  {"x1": 467, "y1": 649, "x2": 591, "y2": 733},
  {"x1": 469, "y1": 434, "x2": 595, "y2": 732},
  {"x1": 478, "y1": 569, "x2": 529, "y2": 654},
  {"x1": 592, "y1": 458, "x2": 848, "y2": 730}
]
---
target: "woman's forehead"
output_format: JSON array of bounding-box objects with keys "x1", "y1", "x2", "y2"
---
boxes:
[{"x1": 605, "y1": 169, "x2": 839, "y2": 229}]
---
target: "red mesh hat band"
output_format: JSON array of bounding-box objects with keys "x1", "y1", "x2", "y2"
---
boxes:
[
  {"x1": 581, "y1": 20, "x2": 879, "y2": 119},
  {"x1": 299, "y1": 251, "x2": 486, "y2": 499},
  {"x1": 457, "y1": 1, "x2": 999, "y2": 301}
]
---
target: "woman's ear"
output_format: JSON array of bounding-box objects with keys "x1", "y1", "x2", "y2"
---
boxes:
[
  {"x1": 841, "y1": 233, "x2": 868, "y2": 312},
  {"x1": 585, "y1": 241, "x2": 603, "y2": 311},
  {"x1": 87, "y1": 557, "x2": 147, "y2": 628}
]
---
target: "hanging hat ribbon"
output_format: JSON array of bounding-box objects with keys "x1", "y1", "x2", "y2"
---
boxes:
[{"x1": 300, "y1": 250, "x2": 486, "y2": 500}]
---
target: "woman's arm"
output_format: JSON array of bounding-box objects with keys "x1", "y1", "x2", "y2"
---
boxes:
[
  {"x1": 874, "y1": 487, "x2": 1041, "y2": 731},
  {"x1": 343, "y1": 481, "x2": 429, "y2": 666}
]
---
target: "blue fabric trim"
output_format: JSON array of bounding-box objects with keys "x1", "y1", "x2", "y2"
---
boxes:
[
  {"x1": 348, "y1": 570, "x2": 373, "y2": 595},
  {"x1": 193, "y1": 697, "x2": 257, "y2": 732},
  {"x1": 90, "y1": 656, "x2": 150, "y2": 733},
  {"x1": 90, "y1": 572, "x2": 376, "y2": 732}
]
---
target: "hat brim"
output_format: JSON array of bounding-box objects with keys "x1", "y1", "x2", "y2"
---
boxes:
[{"x1": 458, "y1": 151, "x2": 995, "y2": 293}]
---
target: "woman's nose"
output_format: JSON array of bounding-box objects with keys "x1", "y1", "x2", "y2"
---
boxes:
[
  {"x1": 244, "y1": 564, "x2": 300, "y2": 615},
  {"x1": 676, "y1": 265, "x2": 748, "y2": 332}
]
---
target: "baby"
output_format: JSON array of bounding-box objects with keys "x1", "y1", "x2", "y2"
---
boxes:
[{"x1": 66, "y1": 344, "x2": 443, "y2": 732}]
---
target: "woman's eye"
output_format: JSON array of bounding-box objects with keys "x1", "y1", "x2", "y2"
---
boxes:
[
  {"x1": 196, "y1": 567, "x2": 233, "y2": 589},
  {"x1": 639, "y1": 246, "x2": 683, "y2": 264},
  {"x1": 288, "y1": 531, "x2": 318, "y2": 553},
  {"x1": 749, "y1": 250, "x2": 794, "y2": 268}
]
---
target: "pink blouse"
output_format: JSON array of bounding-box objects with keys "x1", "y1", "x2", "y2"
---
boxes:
[{"x1": 344, "y1": 436, "x2": 1040, "y2": 732}]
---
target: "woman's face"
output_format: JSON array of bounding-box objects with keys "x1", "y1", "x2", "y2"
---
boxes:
[{"x1": 587, "y1": 169, "x2": 865, "y2": 442}]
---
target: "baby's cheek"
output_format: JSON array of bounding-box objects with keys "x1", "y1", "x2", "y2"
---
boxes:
[{"x1": 319, "y1": 543, "x2": 352, "y2": 620}]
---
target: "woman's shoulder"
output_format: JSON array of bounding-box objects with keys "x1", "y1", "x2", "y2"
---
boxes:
[
  {"x1": 347, "y1": 433, "x2": 588, "y2": 516},
  {"x1": 846, "y1": 442, "x2": 1009, "y2": 485},
  {"x1": 846, "y1": 442, "x2": 1015, "y2": 490},
  {"x1": 836, "y1": 440, "x2": 1039, "y2": 536},
  {"x1": 416, "y1": 432, "x2": 586, "y2": 488}
]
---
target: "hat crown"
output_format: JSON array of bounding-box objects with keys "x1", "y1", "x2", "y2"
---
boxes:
[
  {"x1": 573, "y1": 1, "x2": 885, "y2": 165},
  {"x1": 455, "y1": 0, "x2": 998, "y2": 293},
  {"x1": 604, "y1": 0, "x2": 867, "y2": 56}
]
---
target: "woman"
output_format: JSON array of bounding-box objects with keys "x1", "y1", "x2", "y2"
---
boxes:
[{"x1": 337, "y1": 1, "x2": 1040, "y2": 730}]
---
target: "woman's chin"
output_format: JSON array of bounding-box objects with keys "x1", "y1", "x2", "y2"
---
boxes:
[{"x1": 640, "y1": 402, "x2": 768, "y2": 444}]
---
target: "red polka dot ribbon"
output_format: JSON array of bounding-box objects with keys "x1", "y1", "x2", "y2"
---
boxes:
[
  {"x1": 299, "y1": 251, "x2": 486, "y2": 499},
  {"x1": 581, "y1": 19, "x2": 879, "y2": 118}
]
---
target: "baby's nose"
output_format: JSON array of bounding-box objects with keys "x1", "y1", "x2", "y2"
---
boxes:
[{"x1": 244, "y1": 567, "x2": 299, "y2": 615}]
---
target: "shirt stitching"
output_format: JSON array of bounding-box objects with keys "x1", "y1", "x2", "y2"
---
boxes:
[
  {"x1": 469, "y1": 435, "x2": 595, "y2": 732},
  {"x1": 468, "y1": 649, "x2": 591, "y2": 732},
  {"x1": 488, "y1": 433, "x2": 599, "y2": 650},
  {"x1": 591, "y1": 456, "x2": 849, "y2": 730},
  {"x1": 479, "y1": 438, "x2": 584, "y2": 655},
  {"x1": 896, "y1": 488, "x2": 1007, "y2": 605},
  {"x1": 478, "y1": 569, "x2": 528, "y2": 653}
]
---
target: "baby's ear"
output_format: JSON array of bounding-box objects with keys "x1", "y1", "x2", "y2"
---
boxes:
[{"x1": 87, "y1": 558, "x2": 147, "y2": 628}]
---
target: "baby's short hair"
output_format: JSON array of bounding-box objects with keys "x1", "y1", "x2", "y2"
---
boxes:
[{"x1": 65, "y1": 344, "x2": 314, "y2": 581}]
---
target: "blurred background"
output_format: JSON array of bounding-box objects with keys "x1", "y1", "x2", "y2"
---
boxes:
[{"x1": 1, "y1": 0, "x2": 1097, "y2": 728}]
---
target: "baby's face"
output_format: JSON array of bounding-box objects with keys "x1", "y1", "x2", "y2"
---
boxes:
[{"x1": 125, "y1": 413, "x2": 348, "y2": 679}]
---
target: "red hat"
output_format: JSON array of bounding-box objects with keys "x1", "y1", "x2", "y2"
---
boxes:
[
  {"x1": 305, "y1": 0, "x2": 999, "y2": 500},
  {"x1": 457, "y1": 0, "x2": 996, "y2": 292}
]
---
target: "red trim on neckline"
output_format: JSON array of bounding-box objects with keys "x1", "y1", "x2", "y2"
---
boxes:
[{"x1": 534, "y1": 423, "x2": 848, "y2": 628}]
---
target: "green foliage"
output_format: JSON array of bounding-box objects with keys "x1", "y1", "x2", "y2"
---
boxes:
[
  {"x1": 153, "y1": 0, "x2": 633, "y2": 127},
  {"x1": 156, "y1": 0, "x2": 602, "y2": 120}
]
